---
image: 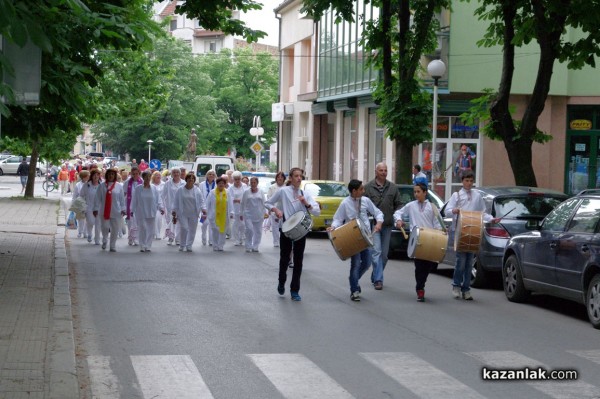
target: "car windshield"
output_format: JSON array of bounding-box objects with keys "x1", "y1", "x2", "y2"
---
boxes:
[
  {"x1": 493, "y1": 195, "x2": 566, "y2": 218},
  {"x1": 303, "y1": 182, "x2": 349, "y2": 198}
]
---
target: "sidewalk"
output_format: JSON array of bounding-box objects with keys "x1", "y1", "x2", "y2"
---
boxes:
[{"x1": 0, "y1": 196, "x2": 78, "y2": 398}]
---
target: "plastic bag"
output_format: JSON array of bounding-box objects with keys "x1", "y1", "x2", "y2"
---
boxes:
[{"x1": 66, "y1": 211, "x2": 78, "y2": 230}]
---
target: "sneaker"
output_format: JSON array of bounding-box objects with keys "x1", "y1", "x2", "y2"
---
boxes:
[
  {"x1": 417, "y1": 290, "x2": 425, "y2": 302},
  {"x1": 94, "y1": 242, "x2": 100, "y2": 246},
  {"x1": 128, "y1": 239, "x2": 133, "y2": 246},
  {"x1": 168, "y1": 238, "x2": 174, "y2": 246},
  {"x1": 101, "y1": 242, "x2": 107, "y2": 250},
  {"x1": 374, "y1": 281, "x2": 383, "y2": 290},
  {"x1": 274, "y1": 243, "x2": 279, "y2": 248},
  {"x1": 87, "y1": 236, "x2": 92, "y2": 243},
  {"x1": 179, "y1": 247, "x2": 184, "y2": 252},
  {"x1": 246, "y1": 249, "x2": 252, "y2": 253},
  {"x1": 252, "y1": 249, "x2": 259, "y2": 252},
  {"x1": 145, "y1": 249, "x2": 151, "y2": 252},
  {"x1": 290, "y1": 291, "x2": 301, "y2": 301},
  {"x1": 463, "y1": 291, "x2": 473, "y2": 301},
  {"x1": 175, "y1": 241, "x2": 180, "y2": 246},
  {"x1": 186, "y1": 247, "x2": 192, "y2": 252},
  {"x1": 77, "y1": 233, "x2": 82, "y2": 238},
  {"x1": 452, "y1": 286, "x2": 461, "y2": 299},
  {"x1": 109, "y1": 248, "x2": 116, "y2": 252},
  {"x1": 350, "y1": 291, "x2": 361, "y2": 301},
  {"x1": 140, "y1": 248, "x2": 145, "y2": 252},
  {"x1": 277, "y1": 284, "x2": 285, "y2": 295}
]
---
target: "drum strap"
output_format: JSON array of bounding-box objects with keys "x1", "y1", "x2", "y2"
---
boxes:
[{"x1": 430, "y1": 202, "x2": 447, "y2": 233}]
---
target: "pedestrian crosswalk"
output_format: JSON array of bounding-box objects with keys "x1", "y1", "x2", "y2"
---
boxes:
[{"x1": 86, "y1": 350, "x2": 600, "y2": 399}]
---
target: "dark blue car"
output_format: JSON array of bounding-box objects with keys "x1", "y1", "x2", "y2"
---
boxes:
[{"x1": 502, "y1": 194, "x2": 600, "y2": 329}]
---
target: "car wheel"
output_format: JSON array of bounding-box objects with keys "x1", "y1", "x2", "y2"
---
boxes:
[
  {"x1": 586, "y1": 274, "x2": 600, "y2": 329},
  {"x1": 502, "y1": 255, "x2": 529, "y2": 303},
  {"x1": 0, "y1": 168, "x2": 3, "y2": 176},
  {"x1": 470, "y1": 256, "x2": 488, "y2": 288}
]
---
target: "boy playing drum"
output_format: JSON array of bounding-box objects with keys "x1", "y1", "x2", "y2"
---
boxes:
[{"x1": 327, "y1": 179, "x2": 383, "y2": 302}]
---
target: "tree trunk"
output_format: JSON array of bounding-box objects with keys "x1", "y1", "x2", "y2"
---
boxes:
[
  {"x1": 502, "y1": 136, "x2": 537, "y2": 186},
  {"x1": 395, "y1": 139, "x2": 413, "y2": 184},
  {"x1": 25, "y1": 142, "x2": 39, "y2": 198}
]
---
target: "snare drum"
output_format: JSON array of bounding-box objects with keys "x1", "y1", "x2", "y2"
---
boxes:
[
  {"x1": 454, "y1": 210, "x2": 483, "y2": 253},
  {"x1": 281, "y1": 211, "x2": 313, "y2": 241},
  {"x1": 407, "y1": 226, "x2": 447, "y2": 263},
  {"x1": 328, "y1": 219, "x2": 373, "y2": 260}
]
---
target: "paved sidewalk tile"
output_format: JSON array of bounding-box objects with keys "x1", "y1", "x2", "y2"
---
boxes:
[{"x1": 0, "y1": 198, "x2": 78, "y2": 398}]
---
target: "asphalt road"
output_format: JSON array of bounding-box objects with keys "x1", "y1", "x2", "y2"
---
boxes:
[{"x1": 63, "y1": 211, "x2": 600, "y2": 399}]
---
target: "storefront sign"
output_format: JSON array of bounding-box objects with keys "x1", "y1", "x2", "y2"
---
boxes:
[
  {"x1": 570, "y1": 119, "x2": 592, "y2": 130},
  {"x1": 575, "y1": 143, "x2": 586, "y2": 152}
]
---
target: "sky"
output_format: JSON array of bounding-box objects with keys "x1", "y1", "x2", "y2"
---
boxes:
[{"x1": 240, "y1": 0, "x2": 282, "y2": 46}]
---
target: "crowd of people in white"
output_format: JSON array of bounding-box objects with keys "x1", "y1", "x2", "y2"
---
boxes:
[{"x1": 70, "y1": 166, "x2": 287, "y2": 254}]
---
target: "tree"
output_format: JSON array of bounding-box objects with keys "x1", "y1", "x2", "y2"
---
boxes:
[
  {"x1": 468, "y1": 0, "x2": 600, "y2": 186},
  {"x1": 197, "y1": 48, "x2": 279, "y2": 160},
  {"x1": 92, "y1": 35, "x2": 227, "y2": 161},
  {"x1": 0, "y1": 0, "x2": 158, "y2": 197},
  {"x1": 302, "y1": 0, "x2": 449, "y2": 183}
]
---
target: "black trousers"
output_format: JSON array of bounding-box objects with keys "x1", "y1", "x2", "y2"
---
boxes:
[
  {"x1": 414, "y1": 259, "x2": 437, "y2": 291},
  {"x1": 279, "y1": 229, "x2": 307, "y2": 293}
]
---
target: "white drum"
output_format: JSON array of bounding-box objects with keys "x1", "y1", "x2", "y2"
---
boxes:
[{"x1": 282, "y1": 211, "x2": 313, "y2": 241}]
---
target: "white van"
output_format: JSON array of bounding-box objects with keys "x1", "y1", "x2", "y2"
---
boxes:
[{"x1": 193, "y1": 156, "x2": 235, "y2": 181}]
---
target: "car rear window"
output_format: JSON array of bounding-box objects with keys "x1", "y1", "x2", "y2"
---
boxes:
[
  {"x1": 303, "y1": 183, "x2": 349, "y2": 198},
  {"x1": 493, "y1": 195, "x2": 566, "y2": 218}
]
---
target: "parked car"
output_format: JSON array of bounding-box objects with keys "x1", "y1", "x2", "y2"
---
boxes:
[
  {"x1": 299, "y1": 180, "x2": 349, "y2": 231},
  {"x1": 502, "y1": 194, "x2": 600, "y2": 329},
  {"x1": 0, "y1": 155, "x2": 47, "y2": 176},
  {"x1": 440, "y1": 186, "x2": 569, "y2": 287},
  {"x1": 389, "y1": 184, "x2": 445, "y2": 254}
]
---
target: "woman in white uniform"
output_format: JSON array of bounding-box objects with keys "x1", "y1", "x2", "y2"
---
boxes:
[
  {"x1": 151, "y1": 171, "x2": 165, "y2": 240},
  {"x1": 131, "y1": 171, "x2": 165, "y2": 252},
  {"x1": 93, "y1": 169, "x2": 125, "y2": 252},
  {"x1": 172, "y1": 172, "x2": 206, "y2": 252},
  {"x1": 199, "y1": 169, "x2": 216, "y2": 245},
  {"x1": 73, "y1": 170, "x2": 89, "y2": 238},
  {"x1": 80, "y1": 169, "x2": 102, "y2": 245},
  {"x1": 161, "y1": 167, "x2": 185, "y2": 245},
  {"x1": 228, "y1": 171, "x2": 247, "y2": 246},
  {"x1": 241, "y1": 176, "x2": 267, "y2": 252},
  {"x1": 266, "y1": 171, "x2": 286, "y2": 247},
  {"x1": 205, "y1": 176, "x2": 233, "y2": 252}
]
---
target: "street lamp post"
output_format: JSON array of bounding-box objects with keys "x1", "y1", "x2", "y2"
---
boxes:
[
  {"x1": 427, "y1": 59, "x2": 446, "y2": 191},
  {"x1": 249, "y1": 116, "x2": 264, "y2": 171},
  {"x1": 147, "y1": 139, "x2": 153, "y2": 163}
]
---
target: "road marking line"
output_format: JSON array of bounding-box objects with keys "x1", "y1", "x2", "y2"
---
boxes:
[
  {"x1": 568, "y1": 349, "x2": 600, "y2": 365},
  {"x1": 87, "y1": 355, "x2": 120, "y2": 399},
  {"x1": 468, "y1": 351, "x2": 599, "y2": 399},
  {"x1": 248, "y1": 353, "x2": 355, "y2": 399},
  {"x1": 360, "y1": 352, "x2": 486, "y2": 399},
  {"x1": 131, "y1": 355, "x2": 214, "y2": 399}
]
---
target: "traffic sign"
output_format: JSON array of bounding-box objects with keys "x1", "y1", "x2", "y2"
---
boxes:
[
  {"x1": 250, "y1": 141, "x2": 264, "y2": 154},
  {"x1": 150, "y1": 159, "x2": 162, "y2": 170}
]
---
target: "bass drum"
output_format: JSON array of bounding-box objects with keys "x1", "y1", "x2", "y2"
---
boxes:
[
  {"x1": 407, "y1": 226, "x2": 447, "y2": 263},
  {"x1": 454, "y1": 210, "x2": 483, "y2": 253},
  {"x1": 328, "y1": 218, "x2": 373, "y2": 260}
]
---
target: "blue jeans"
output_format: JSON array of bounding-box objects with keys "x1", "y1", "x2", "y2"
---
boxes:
[
  {"x1": 453, "y1": 251, "x2": 474, "y2": 292},
  {"x1": 371, "y1": 225, "x2": 392, "y2": 283},
  {"x1": 350, "y1": 248, "x2": 372, "y2": 293}
]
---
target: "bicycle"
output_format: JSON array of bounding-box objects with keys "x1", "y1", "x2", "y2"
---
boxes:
[{"x1": 42, "y1": 174, "x2": 59, "y2": 193}]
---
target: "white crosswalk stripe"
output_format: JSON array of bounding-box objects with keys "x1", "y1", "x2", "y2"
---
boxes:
[
  {"x1": 360, "y1": 352, "x2": 487, "y2": 399},
  {"x1": 568, "y1": 349, "x2": 600, "y2": 365},
  {"x1": 248, "y1": 353, "x2": 355, "y2": 399},
  {"x1": 85, "y1": 351, "x2": 600, "y2": 399},
  {"x1": 468, "y1": 351, "x2": 600, "y2": 399},
  {"x1": 131, "y1": 355, "x2": 214, "y2": 399},
  {"x1": 87, "y1": 355, "x2": 121, "y2": 399}
]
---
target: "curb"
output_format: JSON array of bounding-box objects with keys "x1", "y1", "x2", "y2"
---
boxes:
[{"x1": 48, "y1": 199, "x2": 79, "y2": 398}]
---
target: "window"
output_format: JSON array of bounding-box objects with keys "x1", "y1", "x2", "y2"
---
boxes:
[
  {"x1": 542, "y1": 198, "x2": 580, "y2": 232},
  {"x1": 196, "y1": 163, "x2": 211, "y2": 177},
  {"x1": 567, "y1": 198, "x2": 600, "y2": 233},
  {"x1": 215, "y1": 164, "x2": 231, "y2": 176},
  {"x1": 170, "y1": 19, "x2": 177, "y2": 31}
]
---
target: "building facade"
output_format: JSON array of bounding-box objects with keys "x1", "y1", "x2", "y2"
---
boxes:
[{"x1": 274, "y1": 0, "x2": 600, "y2": 200}]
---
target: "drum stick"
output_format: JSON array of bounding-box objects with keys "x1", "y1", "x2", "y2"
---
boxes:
[
  {"x1": 496, "y1": 207, "x2": 516, "y2": 221},
  {"x1": 399, "y1": 225, "x2": 409, "y2": 239}
]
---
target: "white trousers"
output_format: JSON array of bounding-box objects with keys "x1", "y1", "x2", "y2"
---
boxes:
[
  {"x1": 138, "y1": 217, "x2": 156, "y2": 250},
  {"x1": 154, "y1": 210, "x2": 163, "y2": 239},
  {"x1": 270, "y1": 214, "x2": 281, "y2": 245},
  {"x1": 211, "y1": 226, "x2": 227, "y2": 250},
  {"x1": 245, "y1": 219, "x2": 263, "y2": 250},
  {"x1": 126, "y1": 214, "x2": 138, "y2": 244},
  {"x1": 165, "y1": 209, "x2": 180, "y2": 242},
  {"x1": 201, "y1": 220, "x2": 212, "y2": 244},
  {"x1": 232, "y1": 214, "x2": 245, "y2": 244},
  {"x1": 178, "y1": 215, "x2": 198, "y2": 249},
  {"x1": 101, "y1": 217, "x2": 120, "y2": 250},
  {"x1": 85, "y1": 210, "x2": 101, "y2": 244}
]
